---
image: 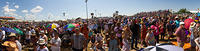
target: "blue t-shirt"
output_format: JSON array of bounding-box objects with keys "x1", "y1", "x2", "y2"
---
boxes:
[{"x1": 175, "y1": 20, "x2": 180, "y2": 28}]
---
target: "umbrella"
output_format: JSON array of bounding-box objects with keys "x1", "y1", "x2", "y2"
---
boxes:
[
  {"x1": 53, "y1": 23, "x2": 60, "y2": 27},
  {"x1": 67, "y1": 23, "x2": 79, "y2": 28},
  {"x1": 0, "y1": 27, "x2": 7, "y2": 31},
  {"x1": 46, "y1": 24, "x2": 51, "y2": 28},
  {"x1": 63, "y1": 23, "x2": 79, "y2": 31},
  {"x1": 144, "y1": 43, "x2": 184, "y2": 51},
  {"x1": 184, "y1": 18, "x2": 194, "y2": 29},
  {"x1": 67, "y1": 24, "x2": 75, "y2": 28},
  {"x1": 13, "y1": 27, "x2": 24, "y2": 35},
  {"x1": 0, "y1": 27, "x2": 17, "y2": 33},
  {"x1": 72, "y1": 23, "x2": 80, "y2": 27},
  {"x1": 47, "y1": 23, "x2": 59, "y2": 29},
  {"x1": 63, "y1": 25, "x2": 68, "y2": 29}
]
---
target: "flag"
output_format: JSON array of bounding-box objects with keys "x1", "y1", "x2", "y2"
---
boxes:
[{"x1": 13, "y1": 27, "x2": 24, "y2": 35}]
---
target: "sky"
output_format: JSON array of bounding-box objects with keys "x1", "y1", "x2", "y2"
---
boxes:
[{"x1": 0, "y1": 0, "x2": 200, "y2": 21}]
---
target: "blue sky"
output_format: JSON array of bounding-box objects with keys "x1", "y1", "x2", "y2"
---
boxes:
[{"x1": 0, "y1": 0, "x2": 200, "y2": 21}]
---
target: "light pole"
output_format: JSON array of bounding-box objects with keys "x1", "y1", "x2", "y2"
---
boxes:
[
  {"x1": 85, "y1": 0, "x2": 88, "y2": 21},
  {"x1": 95, "y1": 10, "x2": 97, "y2": 17}
]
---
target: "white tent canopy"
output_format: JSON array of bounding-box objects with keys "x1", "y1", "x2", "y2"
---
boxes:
[{"x1": 190, "y1": 11, "x2": 199, "y2": 13}]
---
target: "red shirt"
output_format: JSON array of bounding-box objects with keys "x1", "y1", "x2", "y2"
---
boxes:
[{"x1": 80, "y1": 27, "x2": 89, "y2": 39}]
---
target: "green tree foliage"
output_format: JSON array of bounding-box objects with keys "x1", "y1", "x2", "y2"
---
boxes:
[{"x1": 176, "y1": 8, "x2": 191, "y2": 14}]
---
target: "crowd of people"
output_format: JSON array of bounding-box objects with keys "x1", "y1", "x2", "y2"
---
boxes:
[{"x1": 0, "y1": 10, "x2": 200, "y2": 51}]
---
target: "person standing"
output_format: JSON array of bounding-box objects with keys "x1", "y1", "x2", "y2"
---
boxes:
[
  {"x1": 70, "y1": 28, "x2": 86, "y2": 51},
  {"x1": 175, "y1": 22, "x2": 186, "y2": 47},
  {"x1": 166, "y1": 21, "x2": 173, "y2": 42},
  {"x1": 189, "y1": 22, "x2": 197, "y2": 51},
  {"x1": 36, "y1": 38, "x2": 49, "y2": 51},
  {"x1": 25, "y1": 28, "x2": 32, "y2": 46},
  {"x1": 39, "y1": 31, "x2": 48, "y2": 44},
  {"x1": 2, "y1": 33, "x2": 19, "y2": 51},
  {"x1": 95, "y1": 33, "x2": 104, "y2": 51},
  {"x1": 130, "y1": 21, "x2": 140, "y2": 49},
  {"x1": 16, "y1": 34, "x2": 22, "y2": 51},
  {"x1": 31, "y1": 33, "x2": 38, "y2": 51},
  {"x1": 141, "y1": 22, "x2": 147, "y2": 47},
  {"x1": 121, "y1": 31, "x2": 130, "y2": 51},
  {"x1": 151, "y1": 22, "x2": 159, "y2": 43},
  {"x1": 0, "y1": 29, "x2": 5, "y2": 41},
  {"x1": 80, "y1": 23, "x2": 89, "y2": 51},
  {"x1": 108, "y1": 32, "x2": 119, "y2": 51},
  {"x1": 50, "y1": 34, "x2": 61, "y2": 51},
  {"x1": 194, "y1": 22, "x2": 200, "y2": 51}
]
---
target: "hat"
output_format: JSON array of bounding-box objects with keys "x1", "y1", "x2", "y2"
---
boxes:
[
  {"x1": 175, "y1": 16, "x2": 179, "y2": 18},
  {"x1": 180, "y1": 22, "x2": 184, "y2": 25},
  {"x1": 189, "y1": 17, "x2": 193, "y2": 19},
  {"x1": 37, "y1": 38, "x2": 46, "y2": 45},
  {"x1": 8, "y1": 33, "x2": 16, "y2": 37},
  {"x1": 190, "y1": 22, "x2": 196, "y2": 28}
]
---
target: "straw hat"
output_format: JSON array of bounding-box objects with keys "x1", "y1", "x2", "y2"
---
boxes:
[
  {"x1": 37, "y1": 38, "x2": 46, "y2": 45},
  {"x1": 190, "y1": 22, "x2": 196, "y2": 28},
  {"x1": 8, "y1": 33, "x2": 16, "y2": 37}
]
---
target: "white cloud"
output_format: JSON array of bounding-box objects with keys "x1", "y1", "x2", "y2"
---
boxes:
[
  {"x1": 3, "y1": 5, "x2": 10, "y2": 12},
  {"x1": 14, "y1": 5, "x2": 19, "y2": 8},
  {"x1": 6, "y1": 2, "x2": 9, "y2": 4},
  {"x1": 22, "y1": 10, "x2": 28, "y2": 13},
  {"x1": 2, "y1": 5, "x2": 16, "y2": 12},
  {"x1": 25, "y1": 14, "x2": 35, "y2": 18},
  {"x1": 30, "y1": 6, "x2": 43, "y2": 13},
  {"x1": 9, "y1": 9, "x2": 16, "y2": 12},
  {"x1": 4, "y1": 12, "x2": 18, "y2": 16},
  {"x1": 2, "y1": 4, "x2": 19, "y2": 17},
  {"x1": 18, "y1": 16, "x2": 22, "y2": 18}
]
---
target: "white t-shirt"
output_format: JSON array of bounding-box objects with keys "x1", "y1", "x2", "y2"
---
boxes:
[
  {"x1": 25, "y1": 31, "x2": 32, "y2": 39},
  {"x1": 40, "y1": 35, "x2": 48, "y2": 44},
  {"x1": 0, "y1": 31, "x2": 5, "y2": 40},
  {"x1": 31, "y1": 29, "x2": 36, "y2": 34},
  {"x1": 37, "y1": 46, "x2": 49, "y2": 51},
  {"x1": 50, "y1": 37, "x2": 61, "y2": 51},
  {"x1": 16, "y1": 40, "x2": 22, "y2": 51}
]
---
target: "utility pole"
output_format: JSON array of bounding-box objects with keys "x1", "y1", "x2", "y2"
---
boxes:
[
  {"x1": 95, "y1": 10, "x2": 97, "y2": 17},
  {"x1": 85, "y1": 0, "x2": 88, "y2": 21}
]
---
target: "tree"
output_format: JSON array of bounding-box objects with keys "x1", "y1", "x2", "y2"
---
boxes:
[{"x1": 176, "y1": 8, "x2": 191, "y2": 14}]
